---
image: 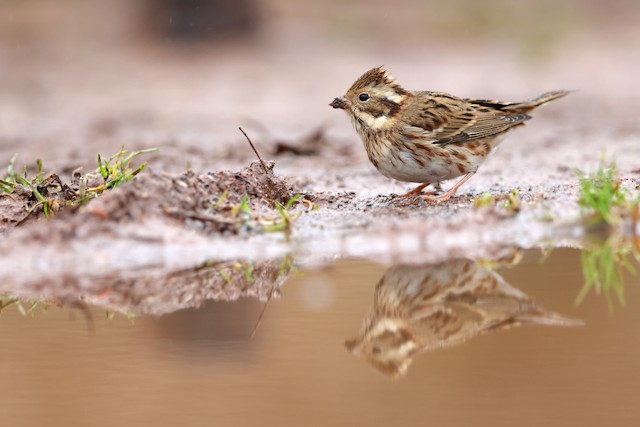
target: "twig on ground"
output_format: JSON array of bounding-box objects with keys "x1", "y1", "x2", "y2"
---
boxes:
[{"x1": 239, "y1": 127, "x2": 269, "y2": 175}]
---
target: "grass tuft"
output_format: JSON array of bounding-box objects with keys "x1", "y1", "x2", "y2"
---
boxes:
[
  {"x1": 575, "y1": 162, "x2": 631, "y2": 225},
  {"x1": 574, "y1": 161, "x2": 640, "y2": 310},
  {"x1": 0, "y1": 147, "x2": 156, "y2": 221},
  {"x1": 262, "y1": 194, "x2": 304, "y2": 232},
  {"x1": 0, "y1": 295, "x2": 51, "y2": 317},
  {"x1": 93, "y1": 147, "x2": 158, "y2": 192},
  {"x1": 473, "y1": 189, "x2": 520, "y2": 213},
  {"x1": 577, "y1": 236, "x2": 639, "y2": 312}
]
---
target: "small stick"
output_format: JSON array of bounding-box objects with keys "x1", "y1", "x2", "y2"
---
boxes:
[
  {"x1": 239, "y1": 127, "x2": 269, "y2": 175},
  {"x1": 250, "y1": 286, "x2": 275, "y2": 339},
  {"x1": 69, "y1": 300, "x2": 96, "y2": 337}
]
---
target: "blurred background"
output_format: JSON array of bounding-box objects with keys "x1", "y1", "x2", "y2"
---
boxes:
[{"x1": 0, "y1": 0, "x2": 639, "y2": 173}]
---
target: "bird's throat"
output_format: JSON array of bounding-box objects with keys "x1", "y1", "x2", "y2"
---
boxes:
[{"x1": 351, "y1": 109, "x2": 390, "y2": 131}]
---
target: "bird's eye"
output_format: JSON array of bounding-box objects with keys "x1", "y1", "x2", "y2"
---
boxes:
[
  {"x1": 372, "y1": 346, "x2": 381, "y2": 355},
  {"x1": 359, "y1": 93, "x2": 370, "y2": 102}
]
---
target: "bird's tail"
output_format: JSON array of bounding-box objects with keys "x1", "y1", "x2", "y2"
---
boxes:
[
  {"x1": 466, "y1": 90, "x2": 573, "y2": 114},
  {"x1": 505, "y1": 90, "x2": 574, "y2": 114}
]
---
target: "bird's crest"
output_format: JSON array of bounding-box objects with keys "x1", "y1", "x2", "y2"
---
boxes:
[{"x1": 349, "y1": 66, "x2": 407, "y2": 95}]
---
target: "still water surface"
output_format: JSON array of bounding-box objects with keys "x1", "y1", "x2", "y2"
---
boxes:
[{"x1": 2, "y1": 249, "x2": 639, "y2": 427}]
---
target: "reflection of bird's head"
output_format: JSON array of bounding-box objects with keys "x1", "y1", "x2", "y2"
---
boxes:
[{"x1": 345, "y1": 318, "x2": 420, "y2": 378}]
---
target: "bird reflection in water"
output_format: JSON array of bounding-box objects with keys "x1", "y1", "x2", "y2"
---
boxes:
[{"x1": 345, "y1": 259, "x2": 582, "y2": 378}]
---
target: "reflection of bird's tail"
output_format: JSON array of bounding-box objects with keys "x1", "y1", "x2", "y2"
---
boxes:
[{"x1": 517, "y1": 306, "x2": 585, "y2": 327}]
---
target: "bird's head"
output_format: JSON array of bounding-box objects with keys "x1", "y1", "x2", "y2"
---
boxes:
[
  {"x1": 345, "y1": 317, "x2": 419, "y2": 378},
  {"x1": 330, "y1": 67, "x2": 409, "y2": 130}
]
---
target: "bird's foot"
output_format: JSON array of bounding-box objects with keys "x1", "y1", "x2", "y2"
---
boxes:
[
  {"x1": 399, "y1": 183, "x2": 438, "y2": 198},
  {"x1": 422, "y1": 191, "x2": 456, "y2": 203},
  {"x1": 421, "y1": 173, "x2": 475, "y2": 203}
]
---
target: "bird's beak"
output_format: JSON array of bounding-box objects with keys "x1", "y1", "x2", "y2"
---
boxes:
[
  {"x1": 344, "y1": 339, "x2": 361, "y2": 354},
  {"x1": 330, "y1": 97, "x2": 348, "y2": 109}
]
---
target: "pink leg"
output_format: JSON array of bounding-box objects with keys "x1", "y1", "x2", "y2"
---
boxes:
[
  {"x1": 399, "y1": 183, "x2": 432, "y2": 198},
  {"x1": 422, "y1": 172, "x2": 475, "y2": 202}
]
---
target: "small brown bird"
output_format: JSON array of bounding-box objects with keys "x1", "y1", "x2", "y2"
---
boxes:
[
  {"x1": 345, "y1": 259, "x2": 583, "y2": 378},
  {"x1": 330, "y1": 67, "x2": 570, "y2": 201}
]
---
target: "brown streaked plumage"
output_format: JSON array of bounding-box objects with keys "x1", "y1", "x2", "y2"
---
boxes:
[
  {"x1": 345, "y1": 259, "x2": 583, "y2": 378},
  {"x1": 330, "y1": 67, "x2": 571, "y2": 201}
]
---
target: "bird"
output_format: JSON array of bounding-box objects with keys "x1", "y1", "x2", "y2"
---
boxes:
[
  {"x1": 345, "y1": 259, "x2": 583, "y2": 378},
  {"x1": 330, "y1": 67, "x2": 570, "y2": 201}
]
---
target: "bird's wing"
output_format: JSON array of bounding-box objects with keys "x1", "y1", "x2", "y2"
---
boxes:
[
  {"x1": 412, "y1": 303, "x2": 486, "y2": 349},
  {"x1": 402, "y1": 91, "x2": 530, "y2": 145}
]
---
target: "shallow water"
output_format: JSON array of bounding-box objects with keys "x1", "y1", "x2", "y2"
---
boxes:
[{"x1": 2, "y1": 248, "x2": 640, "y2": 427}]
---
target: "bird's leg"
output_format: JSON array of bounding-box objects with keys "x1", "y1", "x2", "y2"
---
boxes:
[
  {"x1": 399, "y1": 183, "x2": 432, "y2": 198},
  {"x1": 422, "y1": 172, "x2": 475, "y2": 202}
]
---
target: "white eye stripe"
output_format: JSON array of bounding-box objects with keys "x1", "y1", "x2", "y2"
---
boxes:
[
  {"x1": 384, "y1": 92, "x2": 405, "y2": 103},
  {"x1": 370, "y1": 318, "x2": 400, "y2": 335}
]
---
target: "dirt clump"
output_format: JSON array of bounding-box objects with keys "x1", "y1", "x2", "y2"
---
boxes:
[{"x1": 1, "y1": 160, "x2": 296, "y2": 236}]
